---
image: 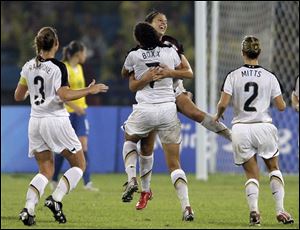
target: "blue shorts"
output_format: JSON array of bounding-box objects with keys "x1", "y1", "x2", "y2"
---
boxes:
[{"x1": 69, "y1": 113, "x2": 89, "y2": 137}]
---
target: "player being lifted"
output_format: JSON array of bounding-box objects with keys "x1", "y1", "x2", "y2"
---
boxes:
[
  {"x1": 121, "y1": 10, "x2": 232, "y2": 211},
  {"x1": 121, "y1": 22, "x2": 194, "y2": 221},
  {"x1": 213, "y1": 35, "x2": 294, "y2": 226},
  {"x1": 15, "y1": 27, "x2": 108, "y2": 226}
]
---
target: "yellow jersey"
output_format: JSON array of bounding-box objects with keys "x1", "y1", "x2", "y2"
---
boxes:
[{"x1": 64, "y1": 62, "x2": 88, "y2": 112}]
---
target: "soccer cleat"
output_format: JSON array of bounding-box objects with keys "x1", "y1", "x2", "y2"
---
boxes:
[
  {"x1": 182, "y1": 206, "x2": 194, "y2": 221},
  {"x1": 276, "y1": 211, "x2": 294, "y2": 224},
  {"x1": 249, "y1": 211, "x2": 261, "y2": 226},
  {"x1": 121, "y1": 177, "x2": 138, "y2": 202},
  {"x1": 44, "y1": 195, "x2": 66, "y2": 223},
  {"x1": 19, "y1": 208, "x2": 36, "y2": 226},
  {"x1": 84, "y1": 181, "x2": 99, "y2": 192},
  {"x1": 136, "y1": 190, "x2": 153, "y2": 210}
]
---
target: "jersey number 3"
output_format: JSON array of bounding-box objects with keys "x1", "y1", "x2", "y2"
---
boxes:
[
  {"x1": 34, "y1": 76, "x2": 45, "y2": 105},
  {"x1": 244, "y1": 82, "x2": 258, "y2": 112}
]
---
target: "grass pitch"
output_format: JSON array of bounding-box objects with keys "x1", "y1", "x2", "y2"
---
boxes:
[{"x1": 1, "y1": 173, "x2": 298, "y2": 229}]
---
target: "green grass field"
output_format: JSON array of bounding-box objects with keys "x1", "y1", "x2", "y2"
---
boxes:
[{"x1": 1, "y1": 173, "x2": 298, "y2": 229}]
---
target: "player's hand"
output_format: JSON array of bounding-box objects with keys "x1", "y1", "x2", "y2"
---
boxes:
[
  {"x1": 213, "y1": 114, "x2": 224, "y2": 122},
  {"x1": 88, "y1": 79, "x2": 109, "y2": 94},
  {"x1": 142, "y1": 67, "x2": 160, "y2": 82}
]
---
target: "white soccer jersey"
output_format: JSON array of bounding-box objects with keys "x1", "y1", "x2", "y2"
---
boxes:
[
  {"x1": 124, "y1": 46, "x2": 181, "y2": 104},
  {"x1": 222, "y1": 64, "x2": 282, "y2": 124},
  {"x1": 294, "y1": 76, "x2": 299, "y2": 99},
  {"x1": 20, "y1": 57, "x2": 69, "y2": 117}
]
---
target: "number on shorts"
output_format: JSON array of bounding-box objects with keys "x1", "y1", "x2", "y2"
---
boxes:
[
  {"x1": 145, "y1": 62, "x2": 160, "y2": 88},
  {"x1": 244, "y1": 82, "x2": 258, "y2": 112},
  {"x1": 34, "y1": 76, "x2": 45, "y2": 105}
]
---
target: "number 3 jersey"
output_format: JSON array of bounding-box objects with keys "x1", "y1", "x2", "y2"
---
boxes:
[
  {"x1": 221, "y1": 64, "x2": 283, "y2": 124},
  {"x1": 124, "y1": 45, "x2": 181, "y2": 104},
  {"x1": 19, "y1": 57, "x2": 69, "y2": 117}
]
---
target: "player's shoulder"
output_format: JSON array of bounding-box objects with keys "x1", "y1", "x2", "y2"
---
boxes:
[{"x1": 126, "y1": 45, "x2": 141, "y2": 56}]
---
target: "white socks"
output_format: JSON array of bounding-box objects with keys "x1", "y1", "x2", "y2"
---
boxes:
[
  {"x1": 269, "y1": 170, "x2": 285, "y2": 213},
  {"x1": 123, "y1": 141, "x2": 138, "y2": 182},
  {"x1": 52, "y1": 167, "x2": 83, "y2": 202},
  {"x1": 245, "y1": 178, "x2": 259, "y2": 212},
  {"x1": 139, "y1": 154, "x2": 153, "y2": 192},
  {"x1": 25, "y1": 173, "x2": 48, "y2": 215},
  {"x1": 171, "y1": 169, "x2": 190, "y2": 211}
]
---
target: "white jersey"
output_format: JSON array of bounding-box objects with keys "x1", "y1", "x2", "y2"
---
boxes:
[
  {"x1": 124, "y1": 45, "x2": 181, "y2": 104},
  {"x1": 222, "y1": 64, "x2": 282, "y2": 124},
  {"x1": 20, "y1": 57, "x2": 69, "y2": 117}
]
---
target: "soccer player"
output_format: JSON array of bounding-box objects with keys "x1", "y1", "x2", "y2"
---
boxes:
[
  {"x1": 121, "y1": 22, "x2": 194, "y2": 221},
  {"x1": 122, "y1": 10, "x2": 232, "y2": 211},
  {"x1": 15, "y1": 27, "x2": 108, "y2": 226},
  {"x1": 213, "y1": 35, "x2": 294, "y2": 226},
  {"x1": 50, "y1": 41, "x2": 98, "y2": 192},
  {"x1": 291, "y1": 76, "x2": 299, "y2": 112}
]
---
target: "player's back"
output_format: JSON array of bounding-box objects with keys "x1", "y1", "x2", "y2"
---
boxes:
[
  {"x1": 21, "y1": 57, "x2": 69, "y2": 117},
  {"x1": 222, "y1": 64, "x2": 282, "y2": 124},
  {"x1": 125, "y1": 46, "x2": 181, "y2": 104}
]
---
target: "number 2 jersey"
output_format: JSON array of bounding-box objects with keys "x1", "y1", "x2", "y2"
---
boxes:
[
  {"x1": 19, "y1": 56, "x2": 69, "y2": 117},
  {"x1": 124, "y1": 44, "x2": 181, "y2": 104},
  {"x1": 221, "y1": 64, "x2": 283, "y2": 124}
]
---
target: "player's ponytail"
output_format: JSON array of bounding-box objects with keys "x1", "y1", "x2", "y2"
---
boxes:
[
  {"x1": 241, "y1": 35, "x2": 261, "y2": 59},
  {"x1": 34, "y1": 26, "x2": 58, "y2": 66}
]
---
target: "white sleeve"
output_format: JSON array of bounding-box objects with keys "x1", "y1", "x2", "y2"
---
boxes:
[
  {"x1": 271, "y1": 76, "x2": 282, "y2": 99},
  {"x1": 123, "y1": 52, "x2": 134, "y2": 72},
  {"x1": 222, "y1": 74, "x2": 233, "y2": 95},
  {"x1": 20, "y1": 62, "x2": 28, "y2": 78}
]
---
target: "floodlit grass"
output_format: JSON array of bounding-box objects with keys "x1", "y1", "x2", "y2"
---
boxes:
[{"x1": 1, "y1": 173, "x2": 298, "y2": 229}]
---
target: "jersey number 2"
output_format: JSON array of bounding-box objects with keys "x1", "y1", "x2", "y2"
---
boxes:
[
  {"x1": 34, "y1": 76, "x2": 45, "y2": 105},
  {"x1": 244, "y1": 82, "x2": 258, "y2": 112}
]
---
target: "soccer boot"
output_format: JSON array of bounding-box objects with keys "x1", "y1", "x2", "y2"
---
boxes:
[
  {"x1": 276, "y1": 211, "x2": 294, "y2": 224},
  {"x1": 136, "y1": 190, "x2": 153, "y2": 210},
  {"x1": 19, "y1": 208, "x2": 36, "y2": 226},
  {"x1": 249, "y1": 211, "x2": 261, "y2": 226},
  {"x1": 121, "y1": 177, "x2": 138, "y2": 202},
  {"x1": 44, "y1": 195, "x2": 66, "y2": 223},
  {"x1": 182, "y1": 206, "x2": 194, "y2": 221}
]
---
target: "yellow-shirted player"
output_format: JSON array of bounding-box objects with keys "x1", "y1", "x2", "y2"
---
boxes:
[{"x1": 51, "y1": 40, "x2": 98, "y2": 192}]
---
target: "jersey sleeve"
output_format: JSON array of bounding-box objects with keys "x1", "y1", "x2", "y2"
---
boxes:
[
  {"x1": 271, "y1": 76, "x2": 282, "y2": 99},
  {"x1": 222, "y1": 73, "x2": 233, "y2": 95},
  {"x1": 19, "y1": 62, "x2": 29, "y2": 85},
  {"x1": 123, "y1": 52, "x2": 134, "y2": 73},
  {"x1": 54, "y1": 62, "x2": 69, "y2": 91}
]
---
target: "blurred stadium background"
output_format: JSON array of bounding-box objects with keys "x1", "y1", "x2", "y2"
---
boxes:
[{"x1": 1, "y1": 1, "x2": 299, "y2": 175}]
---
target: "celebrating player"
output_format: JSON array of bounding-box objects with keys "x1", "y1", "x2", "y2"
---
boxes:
[
  {"x1": 121, "y1": 22, "x2": 194, "y2": 221},
  {"x1": 15, "y1": 27, "x2": 108, "y2": 226},
  {"x1": 213, "y1": 35, "x2": 294, "y2": 226}
]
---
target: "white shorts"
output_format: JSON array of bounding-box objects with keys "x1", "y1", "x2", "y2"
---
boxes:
[
  {"x1": 232, "y1": 123, "x2": 279, "y2": 165},
  {"x1": 124, "y1": 102, "x2": 181, "y2": 144},
  {"x1": 28, "y1": 116, "x2": 82, "y2": 158}
]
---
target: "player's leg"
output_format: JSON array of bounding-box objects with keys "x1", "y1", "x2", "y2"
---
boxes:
[
  {"x1": 263, "y1": 156, "x2": 294, "y2": 224},
  {"x1": 162, "y1": 142, "x2": 194, "y2": 221},
  {"x1": 242, "y1": 155, "x2": 261, "y2": 226},
  {"x1": 45, "y1": 149, "x2": 85, "y2": 224},
  {"x1": 176, "y1": 93, "x2": 232, "y2": 141},
  {"x1": 20, "y1": 150, "x2": 53, "y2": 226},
  {"x1": 136, "y1": 131, "x2": 156, "y2": 210},
  {"x1": 121, "y1": 133, "x2": 140, "y2": 202}
]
